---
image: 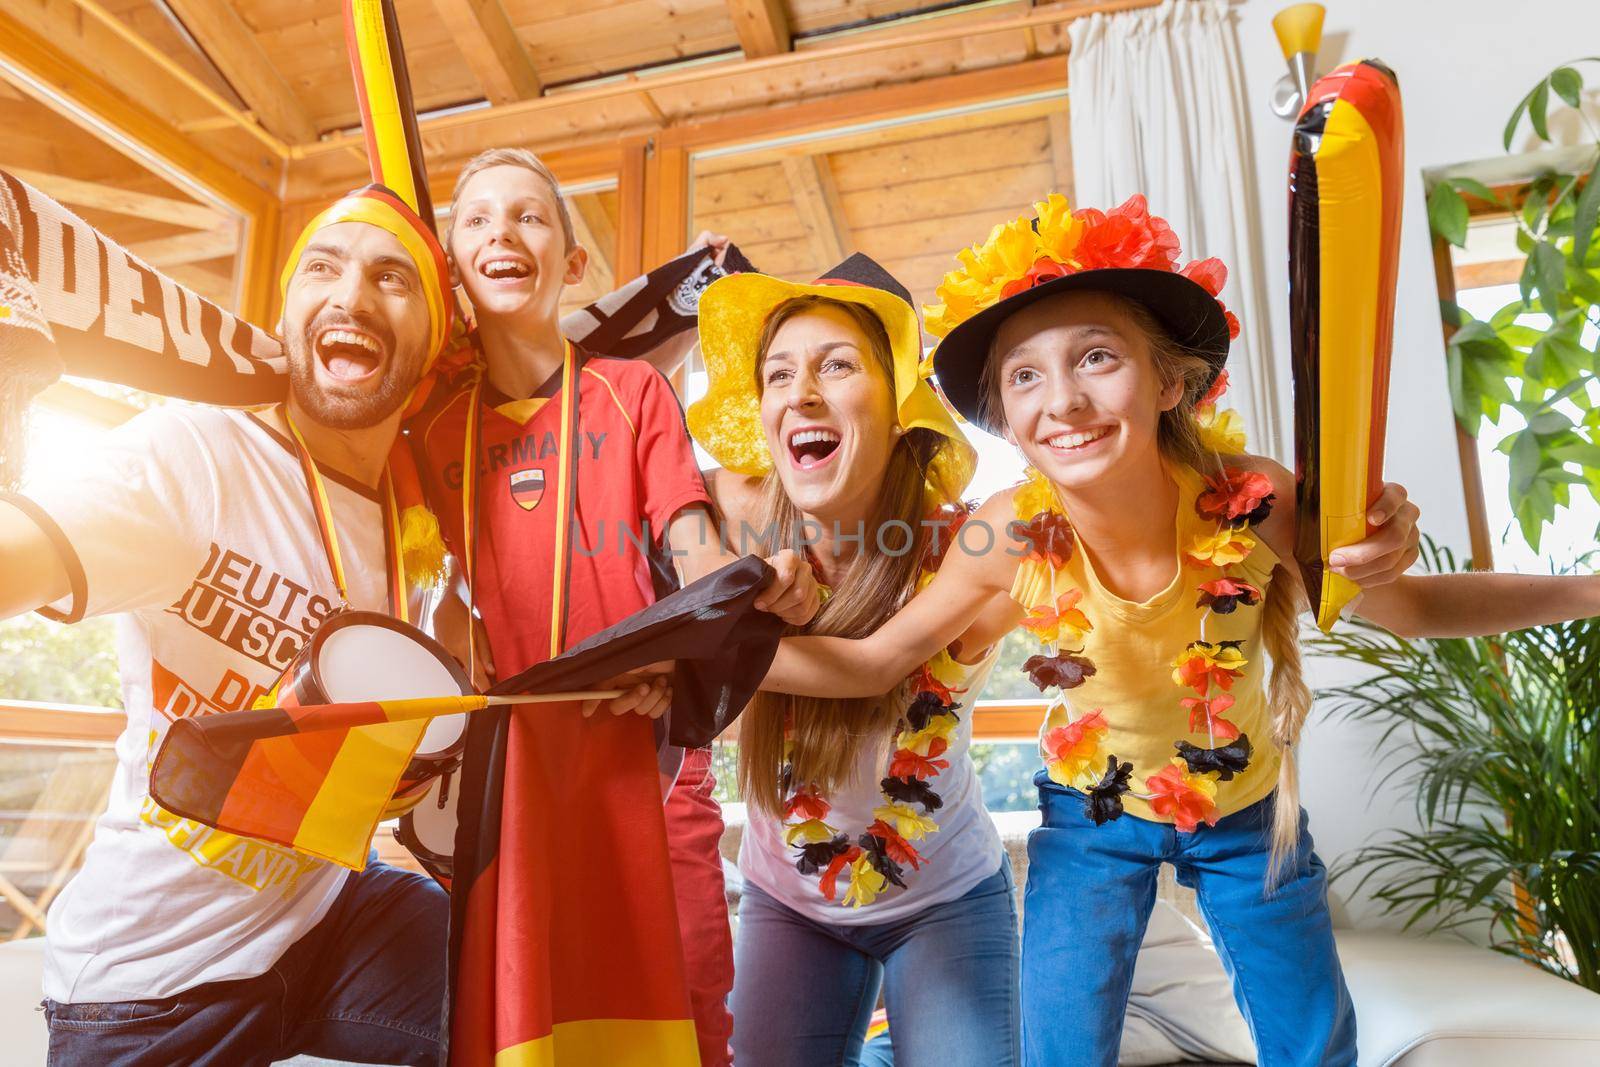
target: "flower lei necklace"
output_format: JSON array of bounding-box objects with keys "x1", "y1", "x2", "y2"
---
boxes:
[
  {"x1": 778, "y1": 504, "x2": 972, "y2": 908},
  {"x1": 1015, "y1": 374, "x2": 1277, "y2": 831}
]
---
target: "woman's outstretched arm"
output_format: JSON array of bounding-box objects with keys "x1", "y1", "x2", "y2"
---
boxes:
[{"x1": 1355, "y1": 571, "x2": 1600, "y2": 638}]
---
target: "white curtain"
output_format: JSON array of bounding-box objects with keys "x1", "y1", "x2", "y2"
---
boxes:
[{"x1": 1069, "y1": 0, "x2": 1288, "y2": 459}]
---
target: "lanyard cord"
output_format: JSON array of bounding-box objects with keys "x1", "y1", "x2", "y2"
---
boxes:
[{"x1": 283, "y1": 409, "x2": 407, "y2": 622}]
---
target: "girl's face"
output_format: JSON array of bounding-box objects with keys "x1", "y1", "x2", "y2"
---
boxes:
[
  {"x1": 992, "y1": 290, "x2": 1182, "y2": 493},
  {"x1": 448, "y1": 164, "x2": 586, "y2": 325},
  {"x1": 759, "y1": 304, "x2": 899, "y2": 521}
]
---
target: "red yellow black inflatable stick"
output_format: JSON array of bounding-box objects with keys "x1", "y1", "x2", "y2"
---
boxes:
[
  {"x1": 1289, "y1": 59, "x2": 1404, "y2": 632},
  {"x1": 343, "y1": 0, "x2": 435, "y2": 228}
]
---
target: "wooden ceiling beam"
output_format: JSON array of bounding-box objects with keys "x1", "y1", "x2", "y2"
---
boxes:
[
  {"x1": 727, "y1": 0, "x2": 792, "y2": 58},
  {"x1": 291, "y1": 1, "x2": 1153, "y2": 163},
  {"x1": 162, "y1": 0, "x2": 318, "y2": 144},
  {"x1": 5, "y1": 168, "x2": 225, "y2": 230},
  {"x1": 782, "y1": 154, "x2": 848, "y2": 271},
  {"x1": 129, "y1": 228, "x2": 241, "y2": 267},
  {"x1": 430, "y1": 0, "x2": 543, "y2": 104}
]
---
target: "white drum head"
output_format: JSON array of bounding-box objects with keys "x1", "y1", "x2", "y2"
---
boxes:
[
  {"x1": 319, "y1": 623, "x2": 463, "y2": 702},
  {"x1": 409, "y1": 776, "x2": 457, "y2": 855},
  {"x1": 416, "y1": 713, "x2": 466, "y2": 757}
]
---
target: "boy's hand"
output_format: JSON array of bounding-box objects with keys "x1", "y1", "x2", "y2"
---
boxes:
[
  {"x1": 581, "y1": 661, "x2": 672, "y2": 719},
  {"x1": 1328, "y1": 481, "x2": 1420, "y2": 585},
  {"x1": 756, "y1": 548, "x2": 821, "y2": 626}
]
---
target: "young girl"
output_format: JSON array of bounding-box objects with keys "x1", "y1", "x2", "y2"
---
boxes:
[{"x1": 759, "y1": 193, "x2": 1600, "y2": 1066}]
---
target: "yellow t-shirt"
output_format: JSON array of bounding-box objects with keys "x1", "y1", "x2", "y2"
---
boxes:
[{"x1": 1009, "y1": 465, "x2": 1281, "y2": 824}]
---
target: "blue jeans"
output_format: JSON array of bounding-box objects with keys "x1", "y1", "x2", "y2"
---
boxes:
[
  {"x1": 1022, "y1": 775, "x2": 1356, "y2": 1067},
  {"x1": 44, "y1": 861, "x2": 447, "y2": 1067},
  {"x1": 732, "y1": 862, "x2": 1020, "y2": 1067}
]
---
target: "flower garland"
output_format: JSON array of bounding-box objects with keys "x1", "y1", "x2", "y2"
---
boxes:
[
  {"x1": 778, "y1": 505, "x2": 972, "y2": 907},
  {"x1": 1015, "y1": 373, "x2": 1277, "y2": 832}
]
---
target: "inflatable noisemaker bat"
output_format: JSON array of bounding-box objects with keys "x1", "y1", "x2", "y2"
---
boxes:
[
  {"x1": 1288, "y1": 59, "x2": 1404, "y2": 632},
  {"x1": 344, "y1": 0, "x2": 435, "y2": 227}
]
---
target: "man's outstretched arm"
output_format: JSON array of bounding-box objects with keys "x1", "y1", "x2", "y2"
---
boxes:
[{"x1": 0, "y1": 500, "x2": 68, "y2": 621}]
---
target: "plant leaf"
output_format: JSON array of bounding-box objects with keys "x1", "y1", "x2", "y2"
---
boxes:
[
  {"x1": 1550, "y1": 66, "x2": 1583, "y2": 109},
  {"x1": 1510, "y1": 428, "x2": 1541, "y2": 495},
  {"x1": 1504, "y1": 84, "x2": 1537, "y2": 150},
  {"x1": 1530, "y1": 79, "x2": 1552, "y2": 142},
  {"x1": 1429, "y1": 182, "x2": 1471, "y2": 248},
  {"x1": 1534, "y1": 241, "x2": 1568, "y2": 314},
  {"x1": 1573, "y1": 152, "x2": 1600, "y2": 268}
]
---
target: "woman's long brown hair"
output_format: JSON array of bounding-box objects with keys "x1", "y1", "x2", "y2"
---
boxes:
[{"x1": 737, "y1": 295, "x2": 946, "y2": 817}]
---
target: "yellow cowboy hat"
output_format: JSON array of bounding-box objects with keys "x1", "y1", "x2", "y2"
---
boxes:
[{"x1": 687, "y1": 253, "x2": 976, "y2": 504}]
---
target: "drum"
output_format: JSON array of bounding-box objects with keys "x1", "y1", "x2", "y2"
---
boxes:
[
  {"x1": 397, "y1": 770, "x2": 458, "y2": 884},
  {"x1": 256, "y1": 610, "x2": 474, "y2": 819}
]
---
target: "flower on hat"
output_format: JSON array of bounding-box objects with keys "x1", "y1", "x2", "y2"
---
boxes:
[
  {"x1": 1071, "y1": 195, "x2": 1181, "y2": 272},
  {"x1": 1180, "y1": 258, "x2": 1241, "y2": 341}
]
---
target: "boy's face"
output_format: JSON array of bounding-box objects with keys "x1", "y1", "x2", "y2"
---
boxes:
[
  {"x1": 991, "y1": 290, "x2": 1182, "y2": 493},
  {"x1": 281, "y1": 221, "x2": 431, "y2": 429},
  {"x1": 447, "y1": 164, "x2": 587, "y2": 326}
]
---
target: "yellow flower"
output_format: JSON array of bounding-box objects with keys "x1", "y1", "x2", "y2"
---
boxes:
[
  {"x1": 843, "y1": 854, "x2": 889, "y2": 908},
  {"x1": 1013, "y1": 467, "x2": 1063, "y2": 520},
  {"x1": 925, "y1": 649, "x2": 965, "y2": 689},
  {"x1": 1033, "y1": 192, "x2": 1085, "y2": 265},
  {"x1": 1041, "y1": 708, "x2": 1109, "y2": 787},
  {"x1": 1196, "y1": 403, "x2": 1247, "y2": 454},
  {"x1": 1171, "y1": 641, "x2": 1249, "y2": 694},
  {"x1": 872, "y1": 802, "x2": 940, "y2": 841},
  {"x1": 898, "y1": 713, "x2": 959, "y2": 755},
  {"x1": 1186, "y1": 527, "x2": 1257, "y2": 568},
  {"x1": 783, "y1": 818, "x2": 837, "y2": 847},
  {"x1": 1019, "y1": 589, "x2": 1094, "y2": 646}
]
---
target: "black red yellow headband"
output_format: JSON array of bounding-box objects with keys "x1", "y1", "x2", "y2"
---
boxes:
[{"x1": 279, "y1": 184, "x2": 454, "y2": 366}]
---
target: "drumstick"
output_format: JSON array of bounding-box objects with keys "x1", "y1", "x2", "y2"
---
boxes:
[{"x1": 198, "y1": 690, "x2": 629, "y2": 744}]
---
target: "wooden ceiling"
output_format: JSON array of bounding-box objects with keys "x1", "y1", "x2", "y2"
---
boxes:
[{"x1": 0, "y1": 0, "x2": 1147, "y2": 324}]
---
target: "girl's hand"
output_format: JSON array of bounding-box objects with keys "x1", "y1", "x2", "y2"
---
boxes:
[
  {"x1": 755, "y1": 548, "x2": 821, "y2": 625},
  {"x1": 1328, "y1": 481, "x2": 1421, "y2": 585},
  {"x1": 581, "y1": 663, "x2": 672, "y2": 719}
]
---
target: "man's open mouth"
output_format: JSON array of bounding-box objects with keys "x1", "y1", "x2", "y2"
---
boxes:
[
  {"x1": 787, "y1": 428, "x2": 841, "y2": 470},
  {"x1": 479, "y1": 257, "x2": 532, "y2": 281},
  {"x1": 315, "y1": 327, "x2": 386, "y2": 381}
]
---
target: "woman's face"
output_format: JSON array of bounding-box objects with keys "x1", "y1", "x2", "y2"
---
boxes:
[
  {"x1": 759, "y1": 304, "x2": 899, "y2": 522},
  {"x1": 991, "y1": 290, "x2": 1181, "y2": 493},
  {"x1": 447, "y1": 164, "x2": 586, "y2": 325}
]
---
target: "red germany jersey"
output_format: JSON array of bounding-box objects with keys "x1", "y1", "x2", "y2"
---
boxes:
[{"x1": 410, "y1": 344, "x2": 711, "y2": 677}]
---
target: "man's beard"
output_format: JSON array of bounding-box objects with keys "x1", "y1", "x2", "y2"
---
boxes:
[{"x1": 285, "y1": 314, "x2": 423, "y2": 430}]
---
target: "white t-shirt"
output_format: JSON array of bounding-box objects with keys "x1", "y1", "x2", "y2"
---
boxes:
[
  {"x1": 21, "y1": 405, "x2": 389, "y2": 1003},
  {"x1": 739, "y1": 648, "x2": 1005, "y2": 925}
]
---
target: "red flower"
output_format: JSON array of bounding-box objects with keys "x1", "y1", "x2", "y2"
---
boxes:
[
  {"x1": 1196, "y1": 468, "x2": 1275, "y2": 527},
  {"x1": 1146, "y1": 761, "x2": 1220, "y2": 833},
  {"x1": 1180, "y1": 693, "x2": 1241, "y2": 740},
  {"x1": 819, "y1": 846, "x2": 862, "y2": 901},
  {"x1": 923, "y1": 503, "x2": 972, "y2": 573},
  {"x1": 1015, "y1": 510, "x2": 1076, "y2": 568},
  {"x1": 784, "y1": 789, "x2": 831, "y2": 822},
  {"x1": 1222, "y1": 308, "x2": 1241, "y2": 341},
  {"x1": 1196, "y1": 577, "x2": 1263, "y2": 615},
  {"x1": 910, "y1": 664, "x2": 954, "y2": 704},
  {"x1": 866, "y1": 819, "x2": 926, "y2": 871},
  {"x1": 888, "y1": 737, "x2": 950, "y2": 781},
  {"x1": 1180, "y1": 257, "x2": 1228, "y2": 297},
  {"x1": 1001, "y1": 256, "x2": 1073, "y2": 299},
  {"x1": 1200, "y1": 369, "x2": 1231, "y2": 407},
  {"x1": 1071, "y1": 195, "x2": 1182, "y2": 272}
]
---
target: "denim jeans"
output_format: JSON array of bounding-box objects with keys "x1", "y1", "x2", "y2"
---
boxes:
[
  {"x1": 43, "y1": 861, "x2": 447, "y2": 1067},
  {"x1": 1021, "y1": 774, "x2": 1357, "y2": 1067},
  {"x1": 731, "y1": 862, "x2": 1020, "y2": 1067}
]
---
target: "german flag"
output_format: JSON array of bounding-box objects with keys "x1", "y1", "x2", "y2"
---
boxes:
[{"x1": 149, "y1": 689, "x2": 483, "y2": 870}]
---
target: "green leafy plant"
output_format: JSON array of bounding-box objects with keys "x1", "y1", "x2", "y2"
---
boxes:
[
  {"x1": 1431, "y1": 59, "x2": 1600, "y2": 549},
  {"x1": 1308, "y1": 542, "x2": 1600, "y2": 991}
]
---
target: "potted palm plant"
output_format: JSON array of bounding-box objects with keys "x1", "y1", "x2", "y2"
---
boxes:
[{"x1": 1307, "y1": 544, "x2": 1600, "y2": 992}]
